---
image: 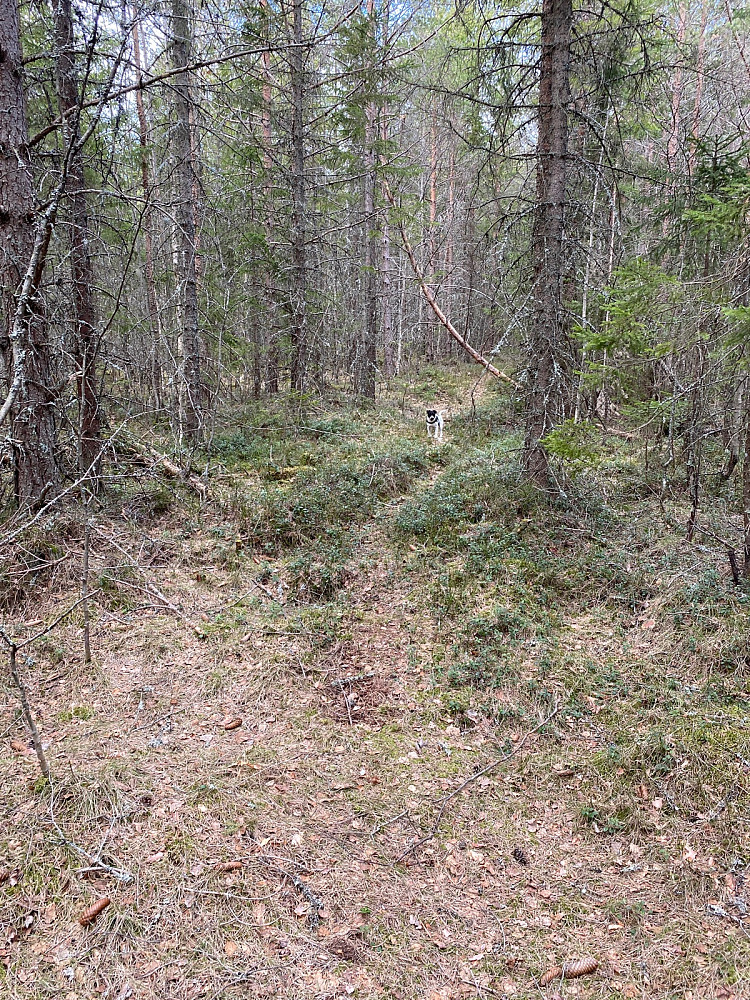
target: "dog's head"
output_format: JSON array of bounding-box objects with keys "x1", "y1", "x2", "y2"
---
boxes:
[{"x1": 426, "y1": 409, "x2": 438, "y2": 423}]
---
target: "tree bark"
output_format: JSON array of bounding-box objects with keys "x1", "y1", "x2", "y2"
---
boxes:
[
  {"x1": 54, "y1": 0, "x2": 101, "y2": 484},
  {"x1": 689, "y1": 0, "x2": 707, "y2": 177},
  {"x1": 261, "y1": 2, "x2": 279, "y2": 394},
  {"x1": 131, "y1": 14, "x2": 163, "y2": 408},
  {"x1": 381, "y1": 183, "x2": 395, "y2": 378},
  {"x1": 289, "y1": 0, "x2": 307, "y2": 392},
  {"x1": 427, "y1": 98, "x2": 438, "y2": 360},
  {"x1": 444, "y1": 139, "x2": 455, "y2": 358},
  {"x1": 379, "y1": 0, "x2": 394, "y2": 379},
  {"x1": 667, "y1": 3, "x2": 687, "y2": 173},
  {"x1": 522, "y1": 0, "x2": 573, "y2": 486},
  {"x1": 171, "y1": 0, "x2": 202, "y2": 442},
  {"x1": 0, "y1": 0, "x2": 61, "y2": 505},
  {"x1": 744, "y1": 391, "x2": 750, "y2": 575},
  {"x1": 358, "y1": 0, "x2": 377, "y2": 399}
]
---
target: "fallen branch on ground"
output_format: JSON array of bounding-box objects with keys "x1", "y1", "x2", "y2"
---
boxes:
[
  {"x1": 209, "y1": 853, "x2": 325, "y2": 930},
  {"x1": 394, "y1": 704, "x2": 562, "y2": 862}
]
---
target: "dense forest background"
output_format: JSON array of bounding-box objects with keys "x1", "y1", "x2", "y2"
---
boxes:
[{"x1": 4, "y1": 0, "x2": 750, "y2": 513}]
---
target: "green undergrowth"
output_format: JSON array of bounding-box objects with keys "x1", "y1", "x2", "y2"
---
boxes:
[
  {"x1": 241, "y1": 446, "x2": 432, "y2": 553},
  {"x1": 375, "y1": 404, "x2": 750, "y2": 841}
]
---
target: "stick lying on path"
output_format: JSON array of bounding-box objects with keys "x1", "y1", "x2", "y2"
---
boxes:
[
  {"x1": 382, "y1": 179, "x2": 521, "y2": 390},
  {"x1": 395, "y1": 703, "x2": 562, "y2": 863}
]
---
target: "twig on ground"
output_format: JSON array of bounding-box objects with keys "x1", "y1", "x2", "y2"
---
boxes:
[
  {"x1": 333, "y1": 678, "x2": 354, "y2": 725},
  {"x1": 204, "y1": 969, "x2": 278, "y2": 1000},
  {"x1": 371, "y1": 809, "x2": 410, "y2": 836},
  {"x1": 48, "y1": 779, "x2": 133, "y2": 882},
  {"x1": 5, "y1": 644, "x2": 50, "y2": 778},
  {"x1": 128, "y1": 707, "x2": 185, "y2": 734},
  {"x1": 209, "y1": 580, "x2": 265, "y2": 614},
  {"x1": 707, "y1": 903, "x2": 750, "y2": 939},
  {"x1": 104, "y1": 575, "x2": 183, "y2": 616},
  {"x1": 690, "y1": 522, "x2": 741, "y2": 584},
  {"x1": 257, "y1": 854, "x2": 323, "y2": 929},
  {"x1": 92, "y1": 528, "x2": 185, "y2": 616},
  {"x1": 394, "y1": 704, "x2": 563, "y2": 863}
]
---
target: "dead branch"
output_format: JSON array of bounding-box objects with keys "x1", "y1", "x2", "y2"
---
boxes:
[
  {"x1": 48, "y1": 797, "x2": 134, "y2": 883},
  {"x1": 690, "y1": 522, "x2": 742, "y2": 584},
  {"x1": 145, "y1": 446, "x2": 207, "y2": 495},
  {"x1": 92, "y1": 527, "x2": 185, "y2": 616},
  {"x1": 5, "y1": 644, "x2": 50, "y2": 779},
  {"x1": 394, "y1": 704, "x2": 562, "y2": 862},
  {"x1": 256, "y1": 854, "x2": 323, "y2": 929},
  {"x1": 382, "y1": 179, "x2": 521, "y2": 389}
]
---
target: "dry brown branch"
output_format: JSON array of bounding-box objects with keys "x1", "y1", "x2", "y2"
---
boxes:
[
  {"x1": 395, "y1": 704, "x2": 562, "y2": 862},
  {"x1": 382, "y1": 179, "x2": 521, "y2": 389}
]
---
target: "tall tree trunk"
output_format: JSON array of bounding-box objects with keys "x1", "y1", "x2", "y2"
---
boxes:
[
  {"x1": 54, "y1": 0, "x2": 101, "y2": 484},
  {"x1": 358, "y1": 0, "x2": 377, "y2": 398},
  {"x1": 523, "y1": 0, "x2": 573, "y2": 485},
  {"x1": 379, "y1": 0, "x2": 394, "y2": 379},
  {"x1": 381, "y1": 178, "x2": 395, "y2": 378},
  {"x1": 0, "y1": 0, "x2": 61, "y2": 505},
  {"x1": 171, "y1": 0, "x2": 202, "y2": 442},
  {"x1": 289, "y1": 0, "x2": 308, "y2": 392},
  {"x1": 261, "y1": 2, "x2": 279, "y2": 394},
  {"x1": 689, "y1": 0, "x2": 708, "y2": 177},
  {"x1": 444, "y1": 139, "x2": 455, "y2": 357},
  {"x1": 722, "y1": 374, "x2": 745, "y2": 479},
  {"x1": 667, "y1": 3, "x2": 687, "y2": 173},
  {"x1": 574, "y1": 105, "x2": 610, "y2": 424},
  {"x1": 427, "y1": 98, "x2": 438, "y2": 360},
  {"x1": 463, "y1": 200, "x2": 476, "y2": 345},
  {"x1": 131, "y1": 16, "x2": 163, "y2": 408}
]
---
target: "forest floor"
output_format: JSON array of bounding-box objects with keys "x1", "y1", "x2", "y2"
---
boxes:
[{"x1": 1, "y1": 366, "x2": 749, "y2": 1000}]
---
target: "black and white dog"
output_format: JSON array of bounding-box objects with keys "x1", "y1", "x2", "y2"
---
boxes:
[{"x1": 426, "y1": 408, "x2": 444, "y2": 442}]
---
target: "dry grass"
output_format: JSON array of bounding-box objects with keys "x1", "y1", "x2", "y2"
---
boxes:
[{"x1": 1, "y1": 374, "x2": 749, "y2": 1000}]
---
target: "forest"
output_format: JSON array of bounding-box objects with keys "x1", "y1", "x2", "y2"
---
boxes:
[{"x1": 1, "y1": 0, "x2": 749, "y2": 996}]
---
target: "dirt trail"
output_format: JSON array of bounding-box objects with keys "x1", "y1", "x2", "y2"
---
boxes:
[{"x1": 1, "y1": 420, "x2": 748, "y2": 999}]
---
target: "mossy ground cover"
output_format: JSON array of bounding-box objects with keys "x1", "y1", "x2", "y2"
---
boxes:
[{"x1": 1, "y1": 367, "x2": 748, "y2": 999}]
